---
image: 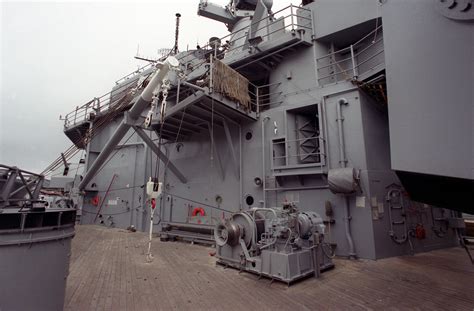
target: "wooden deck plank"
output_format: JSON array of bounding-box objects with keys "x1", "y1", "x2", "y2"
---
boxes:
[{"x1": 66, "y1": 225, "x2": 474, "y2": 310}]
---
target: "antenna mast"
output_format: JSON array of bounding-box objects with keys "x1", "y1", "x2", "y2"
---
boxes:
[{"x1": 174, "y1": 13, "x2": 181, "y2": 55}]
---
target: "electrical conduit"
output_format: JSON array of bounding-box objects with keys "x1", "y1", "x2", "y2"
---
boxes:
[{"x1": 336, "y1": 98, "x2": 356, "y2": 259}]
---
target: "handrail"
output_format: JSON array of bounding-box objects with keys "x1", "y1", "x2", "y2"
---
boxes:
[
  {"x1": 174, "y1": 4, "x2": 312, "y2": 76},
  {"x1": 355, "y1": 48, "x2": 384, "y2": 68},
  {"x1": 316, "y1": 25, "x2": 385, "y2": 85},
  {"x1": 317, "y1": 56, "x2": 353, "y2": 70},
  {"x1": 62, "y1": 74, "x2": 142, "y2": 128},
  {"x1": 62, "y1": 4, "x2": 311, "y2": 129},
  {"x1": 316, "y1": 24, "x2": 383, "y2": 61},
  {"x1": 114, "y1": 62, "x2": 153, "y2": 85},
  {"x1": 354, "y1": 36, "x2": 384, "y2": 58}
]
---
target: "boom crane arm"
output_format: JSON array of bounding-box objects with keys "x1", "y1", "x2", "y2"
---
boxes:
[{"x1": 77, "y1": 56, "x2": 179, "y2": 191}]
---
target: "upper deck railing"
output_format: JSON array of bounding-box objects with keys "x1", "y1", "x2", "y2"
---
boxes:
[
  {"x1": 114, "y1": 63, "x2": 154, "y2": 85},
  {"x1": 61, "y1": 75, "x2": 141, "y2": 128},
  {"x1": 176, "y1": 4, "x2": 313, "y2": 71},
  {"x1": 61, "y1": 4, "x2": 312, "y2": 129},
  {"x1": 316, "y1": 25, "x2": 384, "y2": 86}
]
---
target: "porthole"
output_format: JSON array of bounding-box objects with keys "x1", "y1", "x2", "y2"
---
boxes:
[{"x1": 245, "y1": 195, "x2": 254, "y2": 206}]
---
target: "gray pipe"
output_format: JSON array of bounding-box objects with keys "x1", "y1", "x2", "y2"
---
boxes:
[
  {"x1": 261, "y1": 116, "x2": 270, "y2": 208},
  {"x1": 321, "y1": 87, "x2": 358, "y2": 169},
  {"x1": 321, "y1": 97, "x2": 331, "y2": 170},
  {"x1": 239, "y1": 124, "x2": 243, "y2": 211},
  {"x1": 343, "y1": 196, "x2": 356, "y2": 258},
  {"x1": 336, "y1": 98, "x2": 348, "y2": 167},
  {"x1": 336, "y1": 97, "x2": 356, "y2": 259},
  {"x1": 78, "y1": 57, "x2": 179, "y2": 190},
  {"x1": 265, "y1": 185, "x2": 329, "y2": 191}
]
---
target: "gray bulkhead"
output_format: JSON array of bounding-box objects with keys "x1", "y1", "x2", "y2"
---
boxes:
[{"x1": 75, "y1": 0, "x2": 466, "y2": 260}]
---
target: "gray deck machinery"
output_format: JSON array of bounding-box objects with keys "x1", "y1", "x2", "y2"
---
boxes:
[
  {"x1": 0, "y1": 164, "x2": 76, "y2": 311},
  {"x1": 215, "y1": 203, "x2": 334, "y2": 283}
]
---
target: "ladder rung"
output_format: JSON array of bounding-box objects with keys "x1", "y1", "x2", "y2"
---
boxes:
[
  {"x1": 392, "y1": 220, "x2": 405, "y2": 225},
  {"x1": 391, "y1": 206, "x2": 403, "y2": 210}
]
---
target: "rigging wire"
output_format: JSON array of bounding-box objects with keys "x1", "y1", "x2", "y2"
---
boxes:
[
  {"x1": 73, "y1": 149, "x2": 85, "y2": 177},
  {"x1": 154, "y1": 120, "x2": 164, "y2": 182},
  {"x1": 162, "y1": 107, "x2": 187, "y2": 179},
  {"x1": 148, "y1": 130, "x2": 153, "y2": 179},
  {"x1": 64, "y1": 129, "x2": 138, "y2": 196},
  {"x1": 162, "y1": 191, "x2": 233, "y2": 214},
  {"x1": 86, "y1": 184, "x2": 144, "y2": 193},
  {"x1": 81, "y1": 207, "x2": 140, "y2": 217}
]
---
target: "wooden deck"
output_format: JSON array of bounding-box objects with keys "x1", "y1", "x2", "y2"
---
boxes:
[{"x1": 65, "y1": 225, "x2": 474, "y2": 310}]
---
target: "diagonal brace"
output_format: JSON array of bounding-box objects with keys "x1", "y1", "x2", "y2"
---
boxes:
[
  {"x1": 1, "y1": 169, "x2": 18, "y2": 202},
  {"x1": 133, "y1": 126, "x2": 187, "y2": 184}
]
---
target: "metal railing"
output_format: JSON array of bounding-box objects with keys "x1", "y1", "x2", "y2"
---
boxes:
[
  {"x1": 272, "y1": 136, "x2": 326, "y2": 168},
  {"x1": 177, "y1": 4, "x2": 313, "y2": 74},
  {"x1": 195, "y1": 61, "x2": 283, "y2": 117},
  {"x1": 114, "y1": 63, "x2": 154, "y2": 85},
  {"x1": 63, "y1": 65, "x2": 279, "y2": 129},
  {"x1": 316, "y1": 25, "x2": 384, "y2": 86},
  {"x1": 248, "y1": 81, "x2": 259, "y2": 115},
  {"x1": 253, "y1": 81, "x2": 284, "y2": 111},
  {"x1": 225, "y1": 80, "x2": 285, "y2": 116},
  {"x1": 61, "y1": 74, "x2": 143, "y2": 129},
  {"x1": 61, "y1": 4, "x2": 310, "y2": 128}
]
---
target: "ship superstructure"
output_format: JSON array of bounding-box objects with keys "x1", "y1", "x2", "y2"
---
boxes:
[{"x1": 53, "y1": 0, "x2": 473, "y2": 261}]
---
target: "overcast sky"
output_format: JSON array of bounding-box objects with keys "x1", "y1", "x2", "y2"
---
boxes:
[{"x1": 0, "y1": 0, "x2": 246, "y2": 173}]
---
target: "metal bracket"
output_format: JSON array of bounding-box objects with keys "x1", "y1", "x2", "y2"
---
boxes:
[
  {"x1": 239, "y1": 238, "x2": 255, "y2": 263},
  {"x1": 123, "y1": 112, "x2": 146, "y2": 127}
]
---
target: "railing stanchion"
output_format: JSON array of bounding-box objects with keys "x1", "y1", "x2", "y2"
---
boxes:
[
  {"x1": 290, "y1": 5, "x2": 295, "y2": 33},
  {"x1": 256, "y1": 86, "x2": 260, "y2": 117},
  {"x1": 209, "y1": 55, "x2": 213, "y2": 94},
  {"x1": 74, "y1": 107, "x2": 78, "y2": 124},
  {"x1": 350, "y1": 44, "x2": 358, "y2": 80}
]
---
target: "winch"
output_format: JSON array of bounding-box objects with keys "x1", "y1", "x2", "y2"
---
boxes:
[{"x1": 215, "y1": 203, "x2": 334, "y2": 283}]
